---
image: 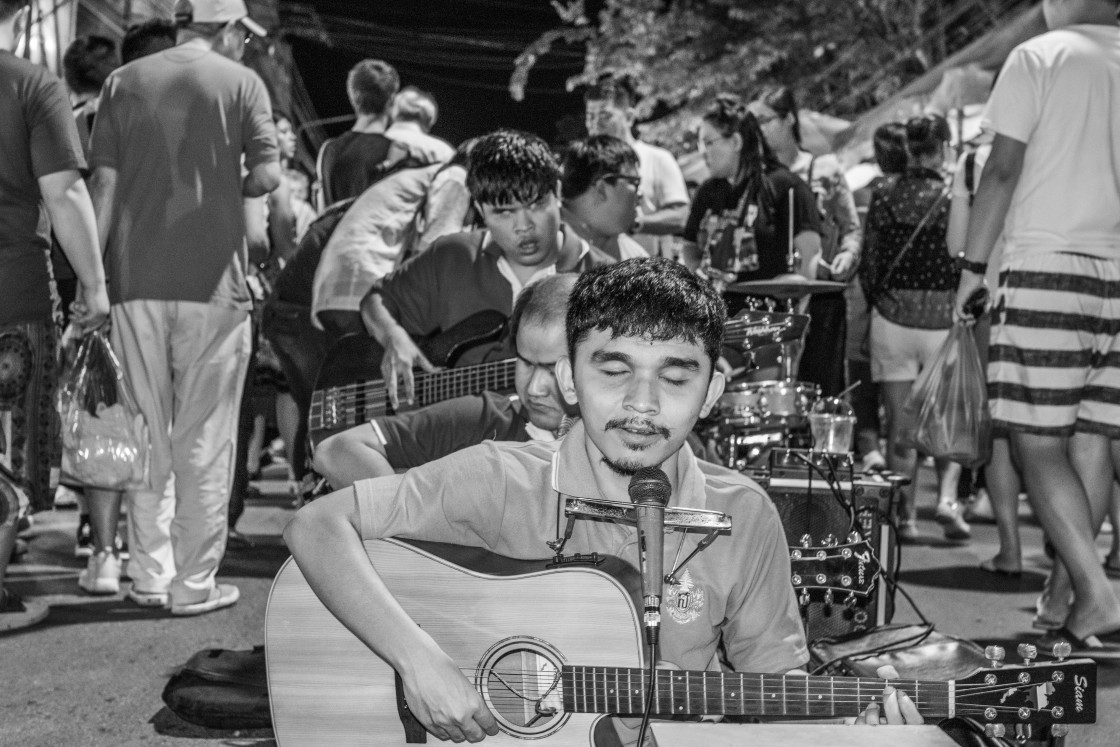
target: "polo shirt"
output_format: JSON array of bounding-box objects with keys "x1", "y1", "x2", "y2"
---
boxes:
[
  {"x1": 352, "y1": 419, "x2": 809, "y2": 675},
  {"x1": 370, "y1": 391, "x2": 532, "y2": 470},
  {"x1": 372, "y1": 226, "x2": 614, "y2": 364}
]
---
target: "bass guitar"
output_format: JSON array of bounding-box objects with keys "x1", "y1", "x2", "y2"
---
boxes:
[
  {"x1": 307, "y1": 309, "x2": 807, "y2": 444},
  {"x1": 265, "y1": 538, "x2": 1096, "y2": 746}
]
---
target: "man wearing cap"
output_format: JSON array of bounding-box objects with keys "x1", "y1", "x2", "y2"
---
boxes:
[{"x1": 88, "y1": 0, "x2": 279, "y2": 616}]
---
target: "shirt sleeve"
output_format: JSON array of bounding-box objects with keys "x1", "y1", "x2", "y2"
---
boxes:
[
  {"x1": 374, "y1": 393, "x2": 514, "y2": 469},
  {"x1": 720, "y1": 499, "x2": 809, "y2": 673},
  {"x1": 87, "y1": 76, "x2": 118, "y2": 171},
  {"x1": 821, "y1": 155, "x2": 862, "y2": 257},
  {"x1": 374, "y1": 239, "x2": 444, "y2": 336},
  {"x1": 650, "y1": 147, "x2": 690, "y2": 208},
  {"x1": 28, "y1": 69, "x2": 86, "y2": 178},
  {"x1": 241, "y1": 73, "x2": 279, "y2": 171},
  {"x1": 982, "y1": 44, "x2": 1042, "y2": 145},
  {"x1": 353, "y1": 441, "x2": 511, "y2": 550}
]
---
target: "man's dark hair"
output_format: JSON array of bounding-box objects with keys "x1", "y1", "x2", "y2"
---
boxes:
[
  {"x1": 347, "y1": 59, "x2": 399, "y2": 117},
  {"x1": 63, "y1": 35, "x2": 118, "y2": 95},
  {"x1": 122, "y1": 19, "x2": 177, "y2": 64},
  {"x1": 583, "y1": 71, "x2": 639, "y2": 108},
  {"x1": 872, "y1": 122, "x2": 908, "y2": 175},
  {"x1": 905, "y1": 114, "x2": 950, "y2": 161},
  {"x1": 566, "y1": 258, "x2": 726, "y2": 369},
  {"x1": 466, "y1": 129, "x2": 560, "y2": 207},
  {"x1": 508, "y1": 273, "x2": 577, "y2": 356},
  {"x1": 560, "y1": 135, "x2": 639, "y2": 200}
]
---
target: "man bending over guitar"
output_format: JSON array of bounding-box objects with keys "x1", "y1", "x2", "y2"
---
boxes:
[
  {"x1": 361, "y1": 129, "x2": 614, "y2": 411},
  {"x1": 314, "y1": 273, "x2": 578, "y2": 487},
  {"x1": 286, "y1": 259, "x2": 921, "y2": 743}
]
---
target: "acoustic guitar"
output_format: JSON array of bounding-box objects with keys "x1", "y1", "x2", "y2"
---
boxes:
[
  {"x1": 265, "y1": 538, "x2": 1096, "y2": 746},
  {"x1": 306, "y1": 309, "x2": 810, "y2": 444}
]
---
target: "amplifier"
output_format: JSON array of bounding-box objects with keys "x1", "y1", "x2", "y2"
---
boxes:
[{"x1": 749, "y1": 449, "x2": 901, "y2": 644}]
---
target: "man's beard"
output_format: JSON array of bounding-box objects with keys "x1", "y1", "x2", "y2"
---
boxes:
[{"x1": 601, "y1": 454, "x2": 651, "y2": 477}]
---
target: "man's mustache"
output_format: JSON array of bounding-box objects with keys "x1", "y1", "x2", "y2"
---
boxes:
[{"x1": 604, "y1": 418, "x2": 670, "y2": 439}]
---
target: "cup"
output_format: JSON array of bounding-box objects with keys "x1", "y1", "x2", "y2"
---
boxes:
[{"x1": 809, "y1": 397, "x2": 856, "y2": 454}]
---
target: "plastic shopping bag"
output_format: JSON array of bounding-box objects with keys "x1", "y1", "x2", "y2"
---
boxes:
[
  {"x1": 901, "y1": 324, "x2": 991, "y2": 468},
  {"x1": 58, "y1": 329, "x2": 150, "y2": 490}
]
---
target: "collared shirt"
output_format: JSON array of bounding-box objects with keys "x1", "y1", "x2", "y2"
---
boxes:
[{"x1": 352, "y1": 420, "x2": 808, "y2": 674}]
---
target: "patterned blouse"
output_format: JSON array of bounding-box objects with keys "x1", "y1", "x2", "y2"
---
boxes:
[{"x1": 860, "y1": 167, "x2": 960, "y2": 293}]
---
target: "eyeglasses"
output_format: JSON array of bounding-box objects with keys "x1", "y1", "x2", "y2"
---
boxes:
[{"x1": 603, "y1": 174, "x2": 641, "y2": 190}]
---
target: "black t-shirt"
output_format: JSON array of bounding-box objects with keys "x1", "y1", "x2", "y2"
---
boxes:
[
  {"x1": 0, "y1": 51, "x2": 85, "y2": 325},
  {"x1": 374, "y1": 390, "x2": 530, "y2": 470},
  {"x1": 684, "y1": 168, "x2": 820, "y2": 282},
  {"x1": 318, "y1": 131, "x2": 393, "y2": 208}
]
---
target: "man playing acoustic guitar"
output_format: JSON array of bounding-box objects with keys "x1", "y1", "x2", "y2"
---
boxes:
[
  {"x1": 286, "y1": 259, "x2": 921, "y2": 743},
  {"x1": 314, "y1": 273, "x2": 578, "y2": 487},
  {"x1": 360, "y1": 129, "x2": 614, "y2": 411}
]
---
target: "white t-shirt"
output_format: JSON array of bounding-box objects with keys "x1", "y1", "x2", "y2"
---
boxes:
[
  {"x1": 983, "y1": 24, "x2": 1120, "y2": 259},
  {"x1": 631, "y1": 139, "x2": 690, "y2": 257},
  {"x1": 617, "y1": 233, "x2": 649, "y2": 260}
]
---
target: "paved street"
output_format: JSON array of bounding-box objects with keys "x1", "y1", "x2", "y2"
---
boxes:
[{"x1": 2, "y1": 464, "x2": 1118, "y2": 746}]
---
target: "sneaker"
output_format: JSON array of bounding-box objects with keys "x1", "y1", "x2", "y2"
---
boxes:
[
  {"x1": 127, "y1": 587, "x2": 169, "y2": 608},
  {"x1": 936, "y1": 499, "x2": 971, "y2": 541},
  {"x1": 171, "y1": 583, "x2": 240, "y2": 616},
  {"x1": 74, "y1": 516, "x2": 93, "y2": 558},
  {"x1": 78, "y1": 548, "x2": 122, "y2": 595}
]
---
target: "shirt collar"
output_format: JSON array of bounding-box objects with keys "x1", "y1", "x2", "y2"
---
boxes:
[{"x1": 550, "y1": 419, "x2": 709, "y2": 509}]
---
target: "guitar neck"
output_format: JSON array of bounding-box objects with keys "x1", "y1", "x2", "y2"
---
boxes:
[
  {"x1": 562, "y1": 667, "x2": 950, "y2": 720},
  {"x1": 412, "y1": 358, "x2": 518, "y2": 407}
]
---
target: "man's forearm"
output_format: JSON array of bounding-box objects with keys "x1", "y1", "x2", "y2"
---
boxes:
[
  {"x1": 636, "y1": 203, "x2": 689, "y2": 236},
  {"x1": 44, "y1": 172, "x2": 106, "y2": 290},
  {"x1": 361, "y1": 290, "x2": 403, "y2": 345},
  {"x1": 243, "y1": 161, "x2": 281, "y2": 198},
  {"x1": 962, "y1": 135, "x2": 1024, "y2": 264}
]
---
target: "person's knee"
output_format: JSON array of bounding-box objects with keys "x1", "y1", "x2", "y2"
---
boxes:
[{"x1": 311, "y1": 434, "x2": 344, "y2": 479}]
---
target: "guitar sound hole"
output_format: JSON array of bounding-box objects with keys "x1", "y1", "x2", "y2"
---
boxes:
[{"x1": 477, "y1": 638, "x2": 569, "y2": 738}]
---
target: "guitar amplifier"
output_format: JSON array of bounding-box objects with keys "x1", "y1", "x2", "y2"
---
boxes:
[{"x1": 749, "y1": 449, "x2": 901, "y2": 644}]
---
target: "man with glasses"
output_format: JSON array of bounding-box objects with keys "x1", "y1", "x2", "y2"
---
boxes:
[
  {"x1": 584, "y1": 73, "x2": 690, "y2": 258},
  {"x1": 87, "y1": 0, "x2": 279, "y2": 615},
  {"x1": 560, "y1": 135, "x2": 647, "y2": 261}
]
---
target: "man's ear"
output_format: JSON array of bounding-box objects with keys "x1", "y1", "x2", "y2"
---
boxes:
[
  {"x1": 555, "y1": 356, "x2": 579, "y2": 406},
  {"x1": 698, "y1": 370, "x2": 726, "y2": 420}
]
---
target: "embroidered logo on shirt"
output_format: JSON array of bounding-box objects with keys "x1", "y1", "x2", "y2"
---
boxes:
[{"x1": 666, "y1": 569, "x2": 704, "y2": 624}]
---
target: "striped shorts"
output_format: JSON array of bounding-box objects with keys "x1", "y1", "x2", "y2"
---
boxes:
[{"x1": 989, "y1": 252, "x2": 1120, "y2": 437}]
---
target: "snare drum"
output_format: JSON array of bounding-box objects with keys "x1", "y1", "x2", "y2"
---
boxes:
[{"x1": 716, "y1": 379, "x2": 820, "y2": 427}]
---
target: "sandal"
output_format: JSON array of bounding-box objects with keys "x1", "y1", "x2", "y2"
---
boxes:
[
  {"x1": 1104, "y1": 557, "x2": 1120, "y2": 579},
  {"x1": 0, "y1": 588, "x2": 27, "y2": 613},
  {"x1": 978, "y1": 557, "x2": 1022, "y2": 579}
]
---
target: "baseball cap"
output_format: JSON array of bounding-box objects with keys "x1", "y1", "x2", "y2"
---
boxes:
[{"x1": 173, "y1": 0, "x2": 267, "y2": 37}]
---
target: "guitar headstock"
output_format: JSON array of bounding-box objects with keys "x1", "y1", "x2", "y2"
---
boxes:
[
  {"x1": 789, "y1": 533, "x2": 880, "y2": 604},
  {"x1": 953, "y1": 645, "x2": 1096, "y2": 729}
]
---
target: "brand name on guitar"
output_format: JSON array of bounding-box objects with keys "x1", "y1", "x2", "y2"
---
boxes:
[
  {"x1": 854, "y1": 550, "x2": 869, "y2": 587},
  {"x1": 1075, "y1": 675, "x2": 1087, "y2": 713},
  {"x1": 745, "y1": 323, "x2": 791, "y2": 338}
]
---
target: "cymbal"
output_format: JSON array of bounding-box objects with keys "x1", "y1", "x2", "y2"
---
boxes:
[{"x1": 726, "y1": 274, "x2": 846, "y2": 299}]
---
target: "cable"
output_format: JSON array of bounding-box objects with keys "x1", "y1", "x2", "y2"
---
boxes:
[
  {"x1": 792, "y1": 451, "x2": 857, "y2": 534},
  {"x1": 636, "y1": 643, "x2": 656, "y2": 747}
]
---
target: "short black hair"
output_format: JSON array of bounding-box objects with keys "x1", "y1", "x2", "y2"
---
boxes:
[
  {"x1": 466, "y1": 129, "x2": 560, "y2": 207},
  {"x1": 508, "y1": 274, "x2": 577, "y2": 356},
  {"x1": 905, "y1": 114, "x2": 950, "y2": 160},
  {"x1": 347, "y1": 59, "x2": 399, "y2": 117},
  {"x1": 566, "y1": 258, "x2": 726, "y2": 369},
  {"x1": 872, "y1": 122, "x2": 908, "y2": 175},
  {"x1": 122, "y1": 19, "x2": 177, "y2": 64},
  {"x1": 560, "y1": 135, "x2": 639, "y2": 200},
  {"x1": 63, "y1": 36, "x2": 118, "y2": 95},
  {"x1": 583, "y1": 71, "x2": 640, "y2": 108}
]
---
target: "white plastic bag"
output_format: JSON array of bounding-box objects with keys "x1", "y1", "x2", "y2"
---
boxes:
[{"x1": 58, "y1": 329, "x2": 150, "y2": 490}]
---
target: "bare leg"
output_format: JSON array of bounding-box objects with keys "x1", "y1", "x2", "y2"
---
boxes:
[
  {"x1": 246, "y1": 413, "x2": 267, "y2": 477},
  {"x1": 86, "y1": 488, "x2": 122, "y2": 551},
  {"x1": 1015, "y1": 431, "x2": 1120, "y2": 638},
  {"x1": 1105, "y1": 482, "x2": 1120, "y2": 570},
  {"x1": 275, "y1": 392, "x2": 299, "y2": 479},
  {"x1": 984, "y1": 437, "x2": 1023, "y2": 572},
  {"x1": 882, "y1": 380, "x2": 918, "y2": 526},
  {"x1": 0, "y1": 522, "x2": 15, "y2": 599}
]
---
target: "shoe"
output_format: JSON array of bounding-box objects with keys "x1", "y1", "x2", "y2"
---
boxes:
[
  {"x1": 1104, "y1": 557, "x2": 1120, "y2": 579},
  {"x1": 897, "y1": 520, "x2": 919, "y2": 542},
  {"x1": 1038, "y1": 626, "x2": 1120, "y2": 662},
  {"x1": 963, "y1": 488, "x2": 996, "y2": 524},
  {"x1": 171, "y1": 583, "x2": 240, "y2": 616},
  {"x1": 9, "y1": 538, "x2": 28, "y2": 563},
  {"x1": 78, "y1": 548, "x2": 122, "y2": 595},
  {"x1": 227, "y1": 528, "x2": 255, "y2": 550},
  {"x1": 978, "y1": 557, "x2": 1022, "y2": 578},
  {"x1": 859, "y1": 450, "x2": 887, "y2": 473},
  {"x1": 0, "y1": 588, "x2": 27, "y2": 613},
  {"x1": 127, "y1": 587, "x2": 169, "y2": 607},
  {"x1": 935, "y1": 499, "x2": 971, "y2": 541},
  {"x1": 74, "y1": 516, "x2": 93, "y2": 558}
]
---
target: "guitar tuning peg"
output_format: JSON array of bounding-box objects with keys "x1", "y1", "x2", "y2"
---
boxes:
[
  {"x1": 984, "y1": 645, "x2": 1006, "y2": 668},
  {"x1": 799, "y1": 589, "x2": 809, "y2": 607},
  {"x1": 847, "y1": 530, "x2": 862, "y2": 544},
  {"x1": 1051, "y1": 641, "x2": 1072, "y2": 662},
  {"x1": 823, "y1": 589, "x2": 833, "y2": 607},
  {"x1": 1050, "y1": 724, "x2": 1069, "y2": 739},
  {"x1": 983, "y1": 724, "x2": 1006, "y2": 739},
  {"x1": 823, "y1": 533, "x2": 837, "y2": 547},
  {"x1": 1017, "y1": 643, "x2": 1037, "y2": 665},
  {"x1": 799, "y1": 533, "x2": 812, "y2": 548}
]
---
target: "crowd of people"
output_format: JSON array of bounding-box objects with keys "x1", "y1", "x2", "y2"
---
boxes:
[{"x1": 3, "y1": 0, "x2": 1120, "y2": 736}]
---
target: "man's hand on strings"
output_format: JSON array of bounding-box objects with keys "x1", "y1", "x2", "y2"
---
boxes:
[
  {"x1": 402, "y1": 650, "x2": 499, "y2": 743},
  {"x1": 848, "y1": 665, "x2": 924, "y2": 725},
  {"x1": 381, "y1": 328, "x2": 437, "y2": 409}
]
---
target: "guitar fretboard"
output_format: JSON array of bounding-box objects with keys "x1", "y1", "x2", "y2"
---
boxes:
[{"x1": 561, "y1": 666, "x2": 952, "y2": 719}]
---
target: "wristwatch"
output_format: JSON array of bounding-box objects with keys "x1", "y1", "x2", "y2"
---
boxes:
[{"x1": 954, "y1": 253, "x2": 988, "y2": 275}]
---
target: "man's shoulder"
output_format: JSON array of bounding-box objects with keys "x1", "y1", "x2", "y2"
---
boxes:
[
  {"x1": 427, "y1": 229, "x2": 488, "y2": 258},
  {"x1": 696, "y1": 459, "x2": 770, "y2": 504},
  {"x1": 0, "y1": 50, "x2": 51, "y2": 85}
]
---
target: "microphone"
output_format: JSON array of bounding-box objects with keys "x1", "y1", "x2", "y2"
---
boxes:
[{"x1": 628, "y1": 466, "x2": 671, "y2": 647}]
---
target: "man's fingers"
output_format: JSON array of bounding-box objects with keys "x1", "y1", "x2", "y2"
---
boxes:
[
  {"x1": 864, "y1": 702, "x2": 881, "y2": 726},
  {"x1": 382, "y1": 359, "x2": 401, "y2": 411},
  {"x1": 897, "y1": 690, "x2": 924, "y2": 724},
  {"x1": 415, "y1": 351, "x2": 437, "y2": 373},
  {"x1": 402, "y1": 366, "x2": 417, "y2": 406},
  {"x1": 882, "y1": 686, "x2": 903, "y2": 724}
]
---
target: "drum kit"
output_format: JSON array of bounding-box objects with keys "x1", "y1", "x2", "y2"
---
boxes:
[{"x1": 701, "y1": 275, "x2": 848, "y2": 471}]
